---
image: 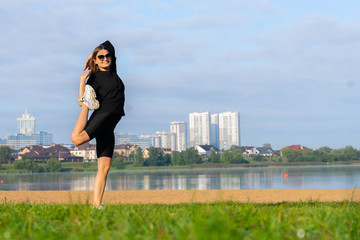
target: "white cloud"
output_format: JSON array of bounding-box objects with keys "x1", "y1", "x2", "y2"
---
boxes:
[{"x1": 1, "y1": 1, "x2": 360, "y2": 149}]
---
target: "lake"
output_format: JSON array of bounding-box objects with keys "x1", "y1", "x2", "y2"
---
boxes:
[{"x1": 0, "y1": 165, "x2": 359, "y2": 191}]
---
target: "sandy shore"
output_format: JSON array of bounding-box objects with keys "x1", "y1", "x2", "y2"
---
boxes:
[{"x1": 0, "y1": 189, "x2": 359, "y2": 204}]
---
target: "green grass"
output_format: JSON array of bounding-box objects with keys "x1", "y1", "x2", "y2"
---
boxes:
[{"x1": 0, "y1": 201, "x2": 359, "y2": 240}]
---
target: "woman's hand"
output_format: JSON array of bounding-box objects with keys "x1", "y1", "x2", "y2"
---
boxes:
[
  {"x1": 83, "y1": 54, "x2": 92, "y2": 71},
  {"x1": 80, "y1": 69, "x2": 91, "y2": 82}
]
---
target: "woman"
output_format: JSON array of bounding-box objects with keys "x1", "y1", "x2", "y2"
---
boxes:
[{"x1": 71, "y1": 40, "x2": 125, "y2": 208}]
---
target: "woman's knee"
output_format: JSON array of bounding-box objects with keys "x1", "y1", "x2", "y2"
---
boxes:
[
  {"x1": 97, "y1": 157, "x2": 111, "y2": 172},
  {"x1": 71, "y1": 133, "x2": 82, "y2": 146},
  {"x1": 71, "y1": 131, "x2": 90, "y2": 146}
]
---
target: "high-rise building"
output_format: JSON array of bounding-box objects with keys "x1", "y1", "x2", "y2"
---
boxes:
[
  {"x1": 6, "y1": 132, "x2": 53, "y2": 150},
  {"x1": 218, "y1": 111, "x2": 240, "y2": 150},
  {"x1": 33, "y1": 131, "x2": 54, "y2": 146},
  {"x1": 114, "y1": 133, "x2": 138, "y2": 145},
  {"x1": 6, "y1": 133, "x2": 36, "y2": 150},
  {"x1": 0, "y1": 138, "x2": 6, "y2": 146},
  {"x1": 189, "y1": 112, "x2": 211, "y2": 147},
  {"x1": 170, "y1": 121, "x2": 187, "y2": 152},
  {"x1": 114, "y1": 133, "x2": 155, "y2": 149},
  {"x1": 210, "y1": 114, "x2": 219, "y2": 149},
  {"x1": 5, "y1": 111, "x2": 53, "y2": 150},
  {"x1": 17, "y1": 110, "x2": 35, "y2": 134},
  {"x1": 155, "y1": 131, "x2": 176, "y2": 151},
  {"x1": 137, "y1": 135, "x2": 155, "y2": 149}
]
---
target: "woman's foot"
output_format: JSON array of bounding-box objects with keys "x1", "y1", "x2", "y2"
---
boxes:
[
  {"x1": 79, "y1": 85, "x2": 99, "y2": 110},
  {"x1": 92, "y1": 204, "x2": 104, "y2": 209}
]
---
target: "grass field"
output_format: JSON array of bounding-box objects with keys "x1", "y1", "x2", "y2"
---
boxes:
[{"x1": 0, "y1": 201, "x2": 359, "y2": 240}]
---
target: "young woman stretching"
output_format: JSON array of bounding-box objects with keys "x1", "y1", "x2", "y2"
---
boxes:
[{"x1": 71, "y1": 40, "x2": 125, "y2": 208}]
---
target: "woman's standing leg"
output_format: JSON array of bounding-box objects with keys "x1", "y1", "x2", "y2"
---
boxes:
[
  {"x1": 92, "y1": 116, "x2": 120, "y2": 207},
  {"x1": 93, "y1": 156, "x2": 112, "y2": 207}
]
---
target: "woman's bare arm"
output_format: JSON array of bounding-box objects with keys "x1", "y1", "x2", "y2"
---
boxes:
[
  {"x1": 83, "y1": 54, "x2": 92, "y2": 71},
  {"x1": 78, "y1": 69, "x2": 91, "y2": 106}
]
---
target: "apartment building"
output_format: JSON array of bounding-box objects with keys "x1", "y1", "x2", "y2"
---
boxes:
[
  {"x1": 189, "y1": 112, "x2": 211, "y2": 147},
  {"x1": 170, "y1": 121, "x2": 187, "y2": 152},
  {"x1": 219, "y1": 111, "x2": 240, "y2": 150}
]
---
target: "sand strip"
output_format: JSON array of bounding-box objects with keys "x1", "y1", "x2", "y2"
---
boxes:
[{"x1": 0, "y1": 189, "x2": 359, "y2": 204}]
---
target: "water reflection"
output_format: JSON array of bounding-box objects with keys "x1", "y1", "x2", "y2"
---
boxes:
[{"x1": 0, "y1": 165, "x2": 359, "y2": 191}]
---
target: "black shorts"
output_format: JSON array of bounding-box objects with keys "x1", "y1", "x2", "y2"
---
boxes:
[{"x1": 84, "y1": 111, "x2": 122, "y2": 158}]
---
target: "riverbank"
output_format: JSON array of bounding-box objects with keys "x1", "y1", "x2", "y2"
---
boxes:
[{"x1": 1, "y1": 189, "x2": 359, "y2": 204}]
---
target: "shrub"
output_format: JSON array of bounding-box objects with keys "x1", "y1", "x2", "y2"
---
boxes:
[
  {"x1": 112, "y1": 158, "x2": 125, "y2": 169},
  {"x1": 46, "y1": 158, "x2": 62, "y2": 172}
]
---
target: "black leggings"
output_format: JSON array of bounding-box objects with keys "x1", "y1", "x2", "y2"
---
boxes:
[{"x1": 84, "y1": 111, "x2": 122, "y2": 158}]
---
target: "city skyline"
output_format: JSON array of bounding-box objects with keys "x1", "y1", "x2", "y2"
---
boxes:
[
  {"x1": 1, "y1": 1, "x2": 360, "y2": 150},
  {"x1": 1, "y1": 110, "x2": 53, "y2": 150},
  {"x1": 0, "y1": 108, "x2": 358, "y2": 151},
  {"x1": 1, "y1": 110, "x2": 241, "y2": 151}
]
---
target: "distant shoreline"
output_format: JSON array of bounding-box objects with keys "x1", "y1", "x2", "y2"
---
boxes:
[{"x1": 1, "y1": 161, "x2": 359, "y2": 174}]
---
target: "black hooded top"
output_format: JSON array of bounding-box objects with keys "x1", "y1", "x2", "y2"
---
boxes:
[{"x1": 86, "y1": 40, "x2": 125, "y2": 116}]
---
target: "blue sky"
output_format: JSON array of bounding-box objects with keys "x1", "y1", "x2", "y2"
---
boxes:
[{"x1": 1, "y1": 0, "x2": 360, "y2": 150}]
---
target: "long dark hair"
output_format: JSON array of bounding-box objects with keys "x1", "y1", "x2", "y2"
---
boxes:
[{"x1": 89, "y1": 41, "x2": 117, "y2": 73}]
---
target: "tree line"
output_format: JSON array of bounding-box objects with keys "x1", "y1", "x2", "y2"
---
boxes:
[
  {"x1": 1, "y1": 145, "x2": 359, "y2": 172},
  {"x1": 12, "y1": 157, "x2": 62, "y2": 173},
  {"x1": 0, "y1": 146, "x2": 62, "y2": 172},
  {"x1": 112, "y1": 147, "x2": 249, "y2": 168},
  {"x1": 280, "y1": 146, "x2": 360, "y2": 163}
]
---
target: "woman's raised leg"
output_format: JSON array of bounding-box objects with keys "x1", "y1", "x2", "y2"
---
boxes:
[{"x1": 71, "y1": 105, "x2": 91, "y2": 146}]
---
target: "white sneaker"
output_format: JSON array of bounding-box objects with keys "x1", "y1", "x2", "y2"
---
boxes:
[
  {"x1": 91, "y1": 204, "x2": 104, "y2": 210},
  {"x1": 78, "y1": 85, "x2": 100, "y2": 110}
]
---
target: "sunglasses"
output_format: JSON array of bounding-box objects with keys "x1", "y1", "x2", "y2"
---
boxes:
[{"x1": 97, "y1": 53, "x2": 111, "y2": 60}]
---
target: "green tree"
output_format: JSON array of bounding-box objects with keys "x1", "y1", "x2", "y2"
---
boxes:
[
  {"x1": 46, "y1": 157, "x2": 62, "y2": 172},
  {"x1": 112, "y1": 157, "x2": 125, "y2": 169},
  {"x1": 147, "y1": 147, "x2": 161, "y2": 166},
  {"x1": 134, "y1": 147, "x2": 144, "y2": 167},
  {"x1": 314, "y1": 147, "x2": 335, "y2": 162},
  {"x1": 344, "y1": 146, "x2": 359, "y2": 161},
  {"x1": 209, "y1": 148, "x2": 220, "y2": 163},
  {"x1": 230, "y1": 149, "x2": 248, "y2": 164},
  {"x1": 113, "y1": 152, "x2": 121, "y2": 159},
  {"x1": 322, "y1": 152, "x2": 336, "y2": 163},
  {"x1": 317, "y1": 146, "x2": 332, "y2": 154},
  {"x1": 220, "y1": 150, "x2": 232, "y2": 164},
  {"x1": 14, "y1": 157, "x2": 44, "y2": 173},
  {"x1": 230, "y1": 145, "x2": 239, "y2": 150},
  {"x1": 171, "y1": 151, "x2": 185, "y2": 165},
  {"x1": 128, "y1": 152, "x2": 135, "y2": 162},
  {"x1": 0, "y1": 146, "x2": 11, "y2": 162},
  {"x1": 301, "y1": 150, "x2": 317, "y2": 162},
  {"x1": 158, "y1": 150, "x2": 165, "y2": 166},
  {"x1": 253, "y1": 154, "x2": 264, "y2": 162},
  {"x1": 163, "y1": 153, "x2": 171, "y2": 166},
  {"x1": 183, "y1": 148, "x2": 201, "y2": 165},
  {"x1": 263, "y1": 143, "x2": 272, "y2": 148},
  {"x1": 281, "y1": 148, "x2": 301, "y2": 162}
]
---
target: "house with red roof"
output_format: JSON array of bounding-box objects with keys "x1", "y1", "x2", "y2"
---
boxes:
[
  {"x1": 280, "y1": 145, "x2": 310, "y2": 157},
  {"x1": 17, "y1": 144, "x2": 83, "y2": 162},
  {"x1": 284, "y1": 145, "x2": 310, "y2": 151}
]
